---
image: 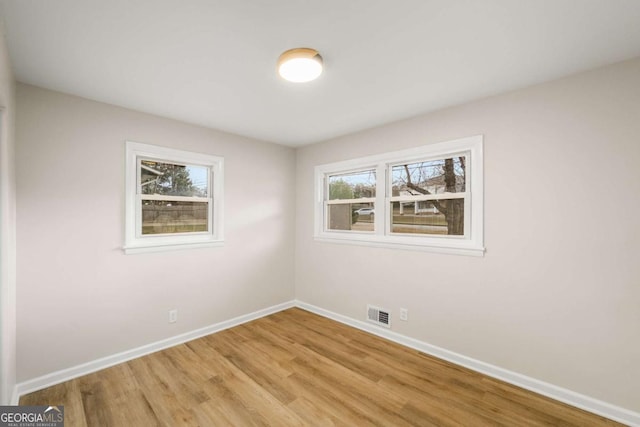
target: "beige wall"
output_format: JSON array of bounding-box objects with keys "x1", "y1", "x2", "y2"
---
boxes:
[
  {"x1": 0, "y1": 29, "x2": 16, "y2": 404},
  {"x1": 295, "y1": 58, "x2": 640, "y2": 411},
  {"x1": 16, "y1": 84, "x2": 296, "y2": 381}
]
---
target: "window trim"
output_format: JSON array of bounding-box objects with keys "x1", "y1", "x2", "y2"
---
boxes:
[
  {"x1": 314, "y1": 135, "x2": 484, "y2": 256},
  {"x1": 124, "y1": 141, "x2": 224, "y2": 254}
]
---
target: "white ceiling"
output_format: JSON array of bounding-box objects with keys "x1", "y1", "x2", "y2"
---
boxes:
[{"x1": 1, "y1": 1, "x2": 640, "y2": 146}]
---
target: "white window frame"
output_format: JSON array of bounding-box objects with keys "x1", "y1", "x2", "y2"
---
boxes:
[
  {"x1": 124, "y1": 141, "x2": 224, "y2": 254},
  {"x1": 325, "y1": 167, "x2": 377, "y2": 233},
  {"x1": 314, "y1": 135, "x2": 484, "y2": 256}
]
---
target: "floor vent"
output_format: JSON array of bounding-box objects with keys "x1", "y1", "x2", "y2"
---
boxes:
[{"x1": 367, "y1": 305, "x2": 391, "y2": 328}]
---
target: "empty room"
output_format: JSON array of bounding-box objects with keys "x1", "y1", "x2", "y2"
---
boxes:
[{"x1": 0, "y1": 1, "x2": 639, "y2": 425}]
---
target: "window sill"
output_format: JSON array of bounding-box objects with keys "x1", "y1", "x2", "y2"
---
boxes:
[
  {"x1": 314, "y1": 234, "x2": 485, "y2": 257},
  {"x1": 123, "y1": 240, "x2": 224, "y2": 254}
]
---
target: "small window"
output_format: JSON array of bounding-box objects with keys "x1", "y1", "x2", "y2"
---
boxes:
[
  {"x1": 125, "y1": 141, "x2": 224, "y2": 254},
  {"x1": 314, "y1": 135, "x2": 483, "y2": 256},
  {"x1": 326, "y1": 169, "x2": 376, "y2": 232}
]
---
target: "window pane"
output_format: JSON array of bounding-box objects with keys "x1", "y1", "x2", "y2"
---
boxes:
[
  {"x1": 140, "y1": 160, "x2": 209, "y2": 197},
  {"x1": 390, "y1": 200, "x2": 463, "y2": 235},
  {"x1": 328, "y1": 170, "x2": 376, "y2": 200},
  {"x1": 142, "y1": 201, "x2": 208, "y2": 235},
  {"x1": 392, "y1": 156, "x2": 465, "y2": 196},
  {"x1": 328, "y1": 203, "x2": 374, "y2": 232}
]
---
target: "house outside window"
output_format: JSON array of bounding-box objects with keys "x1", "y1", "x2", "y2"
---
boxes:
[
  {"x1": 314, "y1": 135, "x2": 484, "y2": 256},
  {"x1": 124, "y1": 141, "x2": 224, "y2": 254}
]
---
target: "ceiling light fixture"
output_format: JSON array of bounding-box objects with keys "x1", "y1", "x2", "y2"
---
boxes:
[{"x1": 277, "y1": 48, "x2": 323, "y2": 83}]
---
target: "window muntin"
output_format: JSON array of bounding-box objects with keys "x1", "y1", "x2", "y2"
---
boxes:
[
  {"x1": 314, "y1": 135, "x2": 483, "y2": 256},
  {"x1": 125, "y1": 142, "x2": 224, "y2": 254}
]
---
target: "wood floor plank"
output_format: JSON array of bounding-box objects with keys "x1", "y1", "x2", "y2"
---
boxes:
[
  {"x1": 200, "y1": 345, "x2": 307, "y2": 426},
  {"x1": 285, "y1": 372, "x2": 384, "y2": 426},
  {"x1": 286, "y1": 396, "x2": 337, "y2": 427},
  {"x1": 21, "y1": 380, "x2": 89, "y2": 427},
  {"x1": 190, "y1": 398, "x2": 237, "y2": 426},
  {"x1": 20, "y1": 308, "x2": 623, "y2": 426},
  {"x1": 287, "y1": 356, "x2": 414, "y2": 427},
  {"x1": 217, "y1": 345, "x2": 297, "y2": 404},
  {"x1": 480, "y1": 377, "x2": 621, "y2": 427}
]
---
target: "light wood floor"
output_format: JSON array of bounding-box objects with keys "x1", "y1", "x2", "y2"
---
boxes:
[{"x1": 21, "y1": 308, "x2": 621, "y2": 426}]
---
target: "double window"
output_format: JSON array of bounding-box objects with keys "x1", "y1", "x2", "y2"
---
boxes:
[
  {"x1": 315, "y1": 135, "x2": 484, "y2": 256},
  {"x1": 125, "y1": 141, "x2": 224, "y2": 254}
]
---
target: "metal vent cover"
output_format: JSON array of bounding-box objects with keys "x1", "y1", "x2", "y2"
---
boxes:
[{"x1": 367, "y1": 304, "x2": 391, "y2": 328}]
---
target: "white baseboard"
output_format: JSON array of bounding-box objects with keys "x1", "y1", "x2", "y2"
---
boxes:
[
  {"x1": 295, "y1": 300, "x2": 640, "y2": 427},
  {"x1": 10, "y1": 386, "x2": 18, "y2": 405},
  {"x1": 14, "y1": 298, "x2": 640, "y2": 426},
  {"x1": 15, "y1": 300, "x2": 296, "y2": 401}
]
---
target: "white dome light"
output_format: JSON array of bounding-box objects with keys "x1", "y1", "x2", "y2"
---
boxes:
[{"x1": 277, "y1": 48, "x2": 323, "y2": 83}]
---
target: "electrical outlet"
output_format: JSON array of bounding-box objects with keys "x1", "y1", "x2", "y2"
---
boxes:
[
  {"x1": 400, "y1": 308, "x2": 408, "y2": 321},
  {"x1": 168, "y1": 309, "x2": 178, "y2": 323}
]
